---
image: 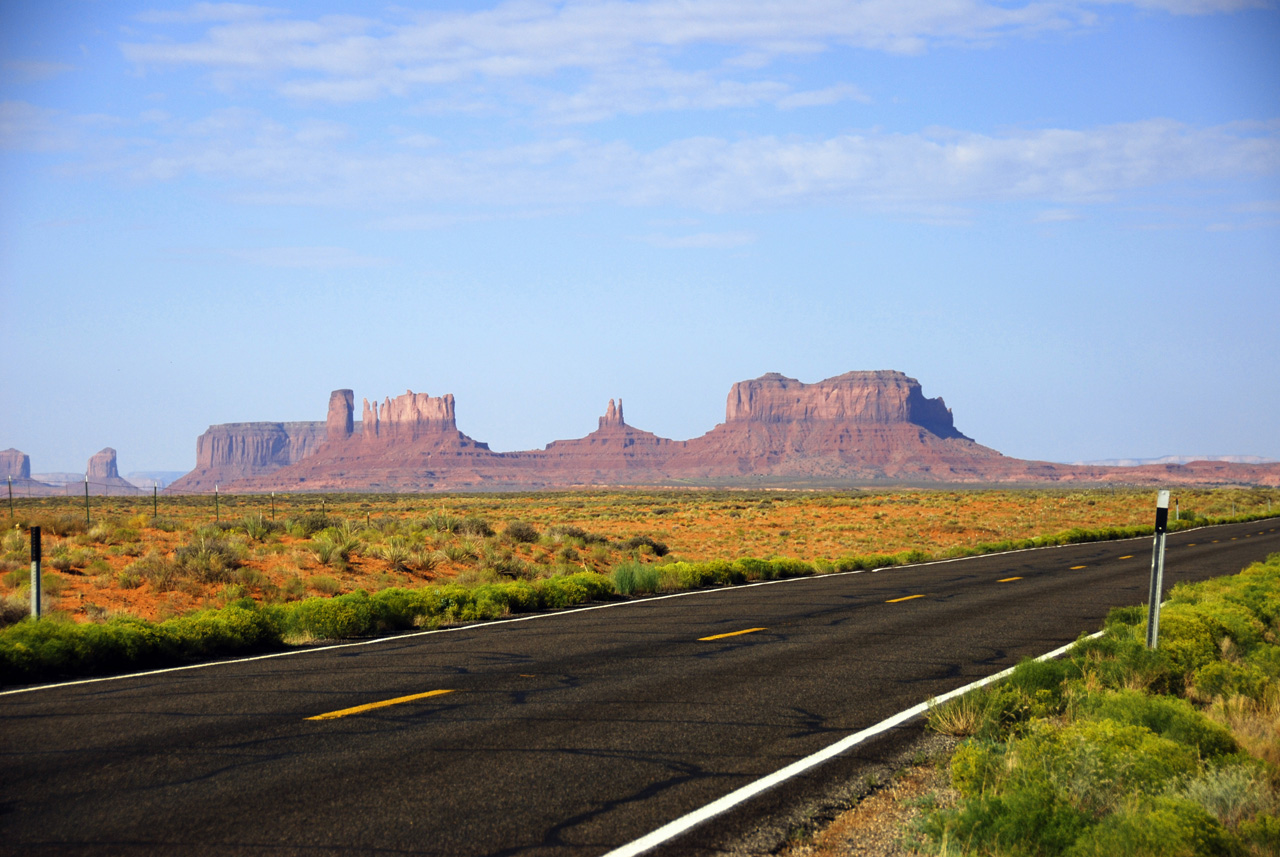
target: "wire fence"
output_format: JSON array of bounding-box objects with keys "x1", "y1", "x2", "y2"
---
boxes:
[{"x1": 3, "y1": 477, "x2": 331, "y2": 529}]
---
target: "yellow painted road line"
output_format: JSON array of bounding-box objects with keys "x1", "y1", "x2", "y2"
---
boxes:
[
  {"x1": 886, "y1": 594, "x2": 926, "y2": 603},
  {"x1": 699, "y1": 627, "x2": 767, "y2": 641},
  {"x1": 998, "y1": 577, "x2": 1022, "y2": 583},
  {"x1": 1188, "y1": 543, "x2": 1196, "y2": 547},
  {"x1": 1070, "y1": 565, "x2": 1087, "y2": 570},
  {"x1": 307, "y1": 689, "x2": 455, "y2": 721},
  {"x1": 1118, "y1": 555, "x2": 1134, "y2": 560}
]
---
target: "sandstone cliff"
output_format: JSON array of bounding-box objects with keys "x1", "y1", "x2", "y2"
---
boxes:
[{"x1": 167, "y1": 420, "x2": 334, "y2": 493}]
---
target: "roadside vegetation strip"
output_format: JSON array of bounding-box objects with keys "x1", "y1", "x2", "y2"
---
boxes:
[
  {"x1": 909, "y1": 551, "x2": 1280, "y2": 857},
  {"x1": 1, "y1": 515, "x2": 1276, "y2": 688}
]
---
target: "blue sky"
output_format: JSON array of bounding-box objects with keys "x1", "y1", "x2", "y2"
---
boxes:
[{"x1": 2, "y1": 0, "x2": 1277, "y2": 475}]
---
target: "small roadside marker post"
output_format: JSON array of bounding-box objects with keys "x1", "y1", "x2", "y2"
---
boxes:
[
  {"x1": 84, "y1": 476, "x2": 91, "y2": 527},
  {"x1": 153, "y1": 482, "x2": 158, "y2": 518},
  {"x1": 7, "y1": 475, "x2": 13, "y2": 522},
  {"x1": 1145, "y1": 490, "x2": 1170, "y2": 649},
  {"x1": 215, "y1": 485, "x2": 220, "y2": 523},
  {"x1": 30, "y1": 525, "x2": 42, "y2": 619}
]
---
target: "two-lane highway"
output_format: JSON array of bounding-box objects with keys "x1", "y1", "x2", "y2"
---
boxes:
[{"x1": 2, "y1": 518, "x2": 1278, "y2": 856}]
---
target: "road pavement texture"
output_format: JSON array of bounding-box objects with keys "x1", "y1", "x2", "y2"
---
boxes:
[{"x1": 3, "y1": 518, "x2": 1279, "y2": 856}]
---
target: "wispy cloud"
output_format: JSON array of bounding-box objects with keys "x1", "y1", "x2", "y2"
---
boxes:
[
  {"x1": 118, "y1": 1, "x2": 1092, "y2": 120},
  {"x1": 55, "y1": 110, "x2": 1279, "y2": 219}
]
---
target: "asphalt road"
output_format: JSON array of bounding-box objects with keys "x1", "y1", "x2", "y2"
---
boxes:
[{"x1": 2, "y1": 518, "x2": 1278, "y2": 857}]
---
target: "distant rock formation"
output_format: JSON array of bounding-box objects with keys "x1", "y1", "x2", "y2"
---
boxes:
[
  {"x1": 662, "y1": 371, "x2": 994, "y2": 481},
  {"x1": 326, "y1": 389, "x2": 354, "y2": 442},
  {"x1": 166, "y1": 420, "x2": 332, "y2": 493},
  {"x1": 599, "y1": 398, "x2": 624, "y2": 430},
  {"x1": 0, "y1": 449, "x2": 31, "y2": 480},
  {"x1": 0, "y1": 448, "x2": 62, "y2": 497},
  {"x1": 362, "y1": 390, "x2": 461, "y2": 442},
  {"x1": 166, "y1": 373, "x2": 1280, "y2": 493},
  {"x1": 70, "y1": 448, "x2": 143, "y2": 496}
]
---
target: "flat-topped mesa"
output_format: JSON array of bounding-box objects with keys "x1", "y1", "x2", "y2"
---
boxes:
[
  {"x1": 725, "y1": 370, "x2": 964, "y2": 439},
  {"x1": 362, "y1": 390, "x2": 457, "y2": 442},
  {"x1": 598, "y1": 398, "x2": 625, "y2": 430}
]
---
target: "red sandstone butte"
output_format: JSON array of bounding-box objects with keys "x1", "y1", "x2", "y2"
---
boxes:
[{"x1": 166, "y1": 372, "x2": 1280, "y2": 493}]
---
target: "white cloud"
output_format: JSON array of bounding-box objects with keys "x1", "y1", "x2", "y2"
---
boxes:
[
  {"x1": 118, "y1": 0, "x2": 1089, "y2": 119},
  {"x1": 99, "y1": 112, "x2": 1278, "y2": 218}
]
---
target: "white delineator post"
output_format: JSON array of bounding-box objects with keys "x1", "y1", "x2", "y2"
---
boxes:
[
  {"x1": 30, "y1": 525, "x2": 42, "y2": 619},
  {"x1": 1145, "y1": 490, "x2": 1170, "y2": 649}
]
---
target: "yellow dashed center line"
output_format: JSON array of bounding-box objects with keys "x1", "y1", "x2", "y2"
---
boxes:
[
  {"x1": 886, "y1": 594, "x2": 926, "y2": 603},
  {"x1": 1188, "y1": 543, "x2": 1196, "y2": 547},
  {"x1": 307, "y1": 689, "x2": 455, "y2": 721},
  {"x1": 998, "y1": 577, "x2": 1022, "y2": 583},
  {"x1": 699, "y1": 627, "x2": 767, "y2": 641},
  {"x1": 1118, "y1": 555, "x2": 1134, "y2": 560},
  {"x1": 1070, "y1": 565, "x2": 1087, "y2": 570}
]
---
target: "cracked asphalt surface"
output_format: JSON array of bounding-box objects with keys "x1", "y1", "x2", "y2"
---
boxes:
[{"x1": 3, "y1": 517, "x2": 1278, "y2": 856}]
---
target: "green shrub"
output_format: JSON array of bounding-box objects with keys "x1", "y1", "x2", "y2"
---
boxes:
[
  {"x1": 503, "y1": 520, "x2": 540, "y2": 543},
  {"x1": 1067, "y1": 795, "x2": 1241, "y2": 857},
  {"x1": 457, "y1": 515, "x2": 494, "y2": 538},
  {"x1": 1190, "y1": 661, "x2": 1268, "y2": 703},
  {"x1": 127, "y1": 552, "x2": 180, "y2": 592},
  {"x1": 288, "y1": 593, "x2": 373, "y2": 640},
  {"x1": 927, "y1": 781, "x2": 1090, "y2": 857},
  {"x1": 174, "y1": 536, "x2": 243, "y2": 583},
  {"x1": 1177, "y1": 764, "x2": 1276, "y2": 829},
  {"x1": 1156, "y1": 606, "x2": 1219, "y2": 676},
  {"x1": 537, "y1": 572, "x2": 615, "y2": 609},
  {"x1": 613, "y1": 561, "x2": 661, "y2": 596},
  {"x1": 546, "y1": 524, "x2": 609, "y2": 545},
  {"x1": 950, "y1": 739, "x2": 1006, "y2": 797},
  {"x1": 1077, "y1": 689, "x2": 1238, "y2": 759},
  {"x1": 421, "y1": 510, "x2": 461, "y2": 533},
  {"x1": 284, "y1": 511, "x2": 334, "y2": 537},
  {"x1": 1239, "y1": 814, "x2": 1280, "y2": 856},
  {"x1": 622, "y1": 535, "x2": 668, "y2": 556},
  {"x1": 310, "y1": 575, "x2": 341, "y2": 595}
]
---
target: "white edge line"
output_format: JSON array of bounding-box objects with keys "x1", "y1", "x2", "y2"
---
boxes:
[
  {"x1": 1, "y1": 520, "x2": 1230, "y2": 698},
  {"x1": 600, "y1": 629, "x2": 1107, "y2": 857}
]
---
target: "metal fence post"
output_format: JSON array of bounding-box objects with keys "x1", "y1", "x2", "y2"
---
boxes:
[{"x1": 30, "y1": 525, "x2": 42, "y2": 619}]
